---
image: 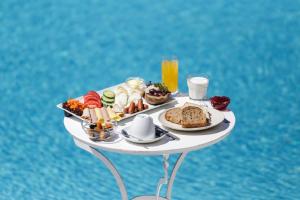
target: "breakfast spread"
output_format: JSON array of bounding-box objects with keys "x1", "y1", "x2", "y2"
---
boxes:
[
  {"x1": 59, "y1": 78, "x2": 173, "y2": 132},
  {"x1": 58, "y1": 55, "x2": 233, "y2": 144},
  {"x1": 58, "y1": 73, "x2": 230, "y2": 141},
  {"x1": 165, "y1": 102, "x2": 210, "y2": 128}
]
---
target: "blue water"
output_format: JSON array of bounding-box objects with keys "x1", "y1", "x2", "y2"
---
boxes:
[{"x1": 1, "y1": 0, "x2": 300, "y2": 199}]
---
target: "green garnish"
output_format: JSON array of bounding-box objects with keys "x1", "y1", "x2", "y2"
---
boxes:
[{"x1": 154, "y1": 83, "x2": 170, "y2": 93}]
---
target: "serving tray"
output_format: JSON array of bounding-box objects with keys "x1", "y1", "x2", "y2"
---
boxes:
[{"x1": 56, "y1": 83, "x2": 177, "y2": 123}]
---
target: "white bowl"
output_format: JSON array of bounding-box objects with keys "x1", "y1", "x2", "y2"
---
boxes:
[{"x1": 127, "y1": 114, "x2": 155, "y2": 140}]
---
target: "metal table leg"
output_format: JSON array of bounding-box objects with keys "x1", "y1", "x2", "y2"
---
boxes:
[
  {"x1": 74, "y1": 139, "x2": 128, "y2": 200},
  {"x1": 156, "y1": 154, "x2": 169, "y2": 199},
  {"x1": 90, "y1": 147, "x2": 128, "y2": 200},
  {"x1": 132, "y1": 152, "x2": 188, "y2": 200},
  {"x1": 74, "y1": 139, "x2": 187, "y2": 200},
  {"x1": 166, "y1": 152, "x2": 188, "y2": 200}
]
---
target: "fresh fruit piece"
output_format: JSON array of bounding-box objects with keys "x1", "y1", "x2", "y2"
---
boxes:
[
  {"x1": 102, "y1": 96, "x2": 115, "y2": 103},
  {"x1": 103, "y1": 90, "x2": 115, "y2": 99},
  {"x1": 210, "y1": 96, "x2": 230, "y2": 110}
]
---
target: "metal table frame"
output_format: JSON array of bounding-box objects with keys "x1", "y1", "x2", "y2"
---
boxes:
[{"x1": 74, "y1": 138, "x2": 187, "y2": 200}]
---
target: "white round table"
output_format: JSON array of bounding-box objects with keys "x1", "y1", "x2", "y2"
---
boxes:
[{"x1": 63, "y1": 96, "x2": 235, "y2": 200}]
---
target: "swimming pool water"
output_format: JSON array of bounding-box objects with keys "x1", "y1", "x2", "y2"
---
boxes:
[{"x1": 1, "y1": 0, "x2": 300, "y2": 199}]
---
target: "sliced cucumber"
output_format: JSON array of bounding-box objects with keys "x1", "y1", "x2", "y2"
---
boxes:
[
  {"x1": 103, "y1": 90, "x2": 115, "y2": 99},
  {"x1": 102, "y1": 101, "x2": 114, "y2": 107},
  {"x1": 102, "y1": 96, "x2": 115, "y2": 103}
]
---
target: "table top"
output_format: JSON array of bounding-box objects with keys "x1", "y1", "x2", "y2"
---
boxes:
[{"x1": 63, "y1": 96, "x2": 236, "y2": 155}]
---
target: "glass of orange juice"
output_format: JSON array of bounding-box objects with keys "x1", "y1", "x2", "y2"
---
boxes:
[{"x1": 161, "y1": 57, "x2": 178, "y2": 93}]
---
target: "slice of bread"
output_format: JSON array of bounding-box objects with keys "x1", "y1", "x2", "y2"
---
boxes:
[
  {"x1": 165, "y1": 107, "x2": 182, "y2": 124},
  {"x1": 181, "y1": 106, "x2": 207, "y2": 128}
]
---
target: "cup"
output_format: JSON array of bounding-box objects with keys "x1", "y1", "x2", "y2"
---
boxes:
[
  {"x1": 187, "y1": 75, "x2": 209, "y2": 100},
  {"x1": 128, "y1": 114, "x2": 155, "y2": 140}
]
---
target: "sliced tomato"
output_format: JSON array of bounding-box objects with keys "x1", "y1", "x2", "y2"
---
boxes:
[
  {"x1": 87, "y1": 91, "x2": 100, "y2": 98},
  {"x1": 86, "y1": 99, "x2": 100, "y2": 105},
  {"x1": 84, "y1": 93, "x2": 99, "y2": 99},
  {"x1": 85, "y1": 100, "x2": 101, "y2": 108},
  {"x1": 84, "y1": 95, "x2": 100, "y2": 103}
]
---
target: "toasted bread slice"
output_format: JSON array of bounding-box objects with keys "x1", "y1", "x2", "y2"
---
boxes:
[
  {"x1": 181, "y1": 106, "x2": 207, "y2": 128},
  {"x1": 165, "y1": 107, "x2": 182, "y2": 124}
]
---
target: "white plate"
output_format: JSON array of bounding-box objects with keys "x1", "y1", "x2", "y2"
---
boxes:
[
  {"x1": 158, "y1": 106, "x2": 225, "y2": 131},
  {"x1": 120, "y1": 127, "x2": 166, "y2": 144}
]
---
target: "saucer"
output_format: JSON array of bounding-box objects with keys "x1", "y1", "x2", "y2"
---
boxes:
[{"x1": 121, "y1": 126, "x2": 166, "y2": 144}]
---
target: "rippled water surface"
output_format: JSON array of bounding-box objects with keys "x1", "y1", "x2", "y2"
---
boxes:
[{"x1": 1, "y1": 0, "x2": 300, "y2": 199}]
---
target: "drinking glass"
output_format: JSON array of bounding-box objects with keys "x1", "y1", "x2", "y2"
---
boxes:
[
  {"x1": 161, "y1": 57, "x2": 178, "y2": 93},
  {"x1": 187, "y1": 74, "x2": 209, "y2": 100}
]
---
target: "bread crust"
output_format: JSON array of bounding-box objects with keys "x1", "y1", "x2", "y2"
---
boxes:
[
  {"x1": 165, "y1": 108, "x2": 182, "y2": 124},
  {"x1": 181, "y1": 106, "x2": 207, "y2": 128}
]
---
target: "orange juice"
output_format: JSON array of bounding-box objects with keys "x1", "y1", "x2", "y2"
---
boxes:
[{"x1": 161, "y1": 59, "x2": 178, "y2": 93}]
